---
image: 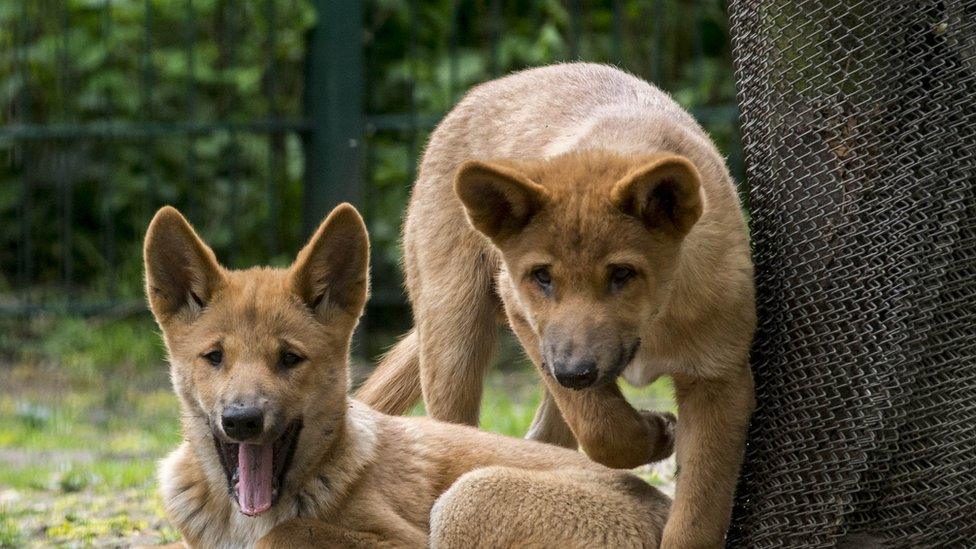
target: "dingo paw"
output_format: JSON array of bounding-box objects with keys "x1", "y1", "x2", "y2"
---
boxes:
[{"x1": 641, "y1": 410, "x2": 676, "y2": 462}]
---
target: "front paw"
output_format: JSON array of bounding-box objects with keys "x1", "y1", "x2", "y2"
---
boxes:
[{"x1": 641, "y1": 410, "x2": 676, "y2": 462}]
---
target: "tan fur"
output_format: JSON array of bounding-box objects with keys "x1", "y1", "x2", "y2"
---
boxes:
[
  {"x1": 145, "y1": 204, "x2": 670, "y2": 548},
  {"x1": 356, "y1": 63, "x2": 756, "y2": 548}
]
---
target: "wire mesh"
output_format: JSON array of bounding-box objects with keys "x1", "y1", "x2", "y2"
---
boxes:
[{"x1": 727, "y1": 1, "x2": 976, "y2": 546}]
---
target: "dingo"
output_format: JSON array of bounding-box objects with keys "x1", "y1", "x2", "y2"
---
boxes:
[
  {"x1": 146, "y1": 204, "x2": 670, "y2": 548},
  {"x1": 358, "y1": 63, "x2": 755, "y2": 548}
]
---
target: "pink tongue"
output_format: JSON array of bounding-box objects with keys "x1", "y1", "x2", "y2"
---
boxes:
[{"x1": 237, "y1": 443, "x2": 274, "y2": 516}]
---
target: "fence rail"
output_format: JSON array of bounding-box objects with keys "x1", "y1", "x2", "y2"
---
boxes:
[{"x1": 1, "y1": 0, "x2": 742, "y2": 348}]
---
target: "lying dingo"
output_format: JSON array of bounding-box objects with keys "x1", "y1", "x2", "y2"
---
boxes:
[{"x1": 146, "y1": 204, "x2": 670, "y2": 548}]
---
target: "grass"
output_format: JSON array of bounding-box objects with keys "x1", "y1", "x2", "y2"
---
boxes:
[
  {"x1": 0, "y1": 316, "x2": 675, "y2": 546},
  {"x1": 0, "y1": 508, "x2": 22, "y2": 549}
]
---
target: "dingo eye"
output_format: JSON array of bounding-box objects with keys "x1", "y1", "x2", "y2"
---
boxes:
[
  {"x1": 279, "y1": 351, "x2": 304, "y2": 370},
  {"x1": 531, "y1": 267, "x2": 553, "y2": 292},
  {"x1": 610, "y1": 266, "x2": 636, "y2": 290},
  {"x1": 202, "y1": 350, "x2": 223, "y2": 367}
]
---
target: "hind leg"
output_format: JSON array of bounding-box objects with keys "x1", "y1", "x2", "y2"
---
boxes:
[
  {"x1": 416, "y1": 290, "x2": 497, "y2": 425},
  {"x1": 358, "y1": 284, "x2": 496, "y2": 425},
  {"x1": 412, "y1": 241, "x2": 499, "y2": 425},
  {"x1": 430, "y1": 466, "x2": 670, "y2": 549}
]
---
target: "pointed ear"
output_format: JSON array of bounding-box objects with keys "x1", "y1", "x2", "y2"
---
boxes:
[
  {"x1": 454, "y1": 160, "x2": 548, "y2": 242},
  {"x1": 290, "y1": 203, "x2": 370, "y2": 323},
  {"x1": 610, "y1": 155, "x2": 705, "y2": 236},
  {"x1": 144, "y1": 206, "x2": 224, "y2": 323}
]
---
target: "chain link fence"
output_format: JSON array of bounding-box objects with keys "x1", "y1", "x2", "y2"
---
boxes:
[{"x1": 728, "y1": 1, "x2": 976, "y2": 546}]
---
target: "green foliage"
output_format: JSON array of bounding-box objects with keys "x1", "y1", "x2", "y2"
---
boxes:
[
  {"x1": 0, "y1": 0, "x2": 736, "y2": 307},
  {"x1": 0, "y1": 0, "x2": 316, "y2": 297}
]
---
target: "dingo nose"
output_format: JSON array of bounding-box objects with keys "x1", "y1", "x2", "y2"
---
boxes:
[
  {"x1": 221, "y1": 405, "x2": 264, "y2": 441},
  {"x1": 553, "y1": 360, "x2": 598, "y2": 390}
]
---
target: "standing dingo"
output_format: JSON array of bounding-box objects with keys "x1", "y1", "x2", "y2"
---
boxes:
[{"x1": 358, "y1": 63, "x2": 756, "y2": 548}]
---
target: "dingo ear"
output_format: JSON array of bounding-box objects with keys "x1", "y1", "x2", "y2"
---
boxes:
[
  {"x1": 144, "y1": 206, "x2": 225, "y2": 323},
  {"x1": 454, "y1": 160, "x2": 548, "y2": 242},
  {"x1": 610, "y1": 155, "x2": 705, "y2": 236},
  {"x1": 290, "y1": 203, "x2": 370, "y2": 323}
]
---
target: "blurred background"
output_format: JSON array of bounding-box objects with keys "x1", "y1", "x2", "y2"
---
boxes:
[{"x1": 0, "y1": 0, "x2": 740, "y2": 545}]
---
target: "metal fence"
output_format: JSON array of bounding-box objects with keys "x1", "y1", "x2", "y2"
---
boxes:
[
  {"x1": 727, "y1": 0, "x2": 976, "y2": 546},
  {"x1": 2, "y1": 0, "x2": 316, "y2": 314},
  {"x1": 0, "y1": 1, "x2": 742, "y2": 347}
]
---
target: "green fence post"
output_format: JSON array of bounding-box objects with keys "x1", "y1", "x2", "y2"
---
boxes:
[{"x1": 303, "y1": 0, "x2": 364, "y2": 236}]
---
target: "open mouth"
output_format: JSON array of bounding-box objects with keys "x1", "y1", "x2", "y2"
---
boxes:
[{"x1": 213, "y1": 419, "x2": 302, "y2": 517}]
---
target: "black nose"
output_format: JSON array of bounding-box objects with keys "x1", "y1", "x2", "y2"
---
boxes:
[
  {"x1": 553, "y1": 361, "x2": 599, "y2": 390},
  {"x1": 221, "y1": 405, "x2": 264, "y2": 441}
]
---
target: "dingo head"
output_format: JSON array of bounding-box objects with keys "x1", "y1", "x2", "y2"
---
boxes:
[
  {"x1": 144, "y1": 203, "x2": 368, "y2": 517},
  {"x1": 456, "y1": 150, "x2": 703, "y2": 389}
]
